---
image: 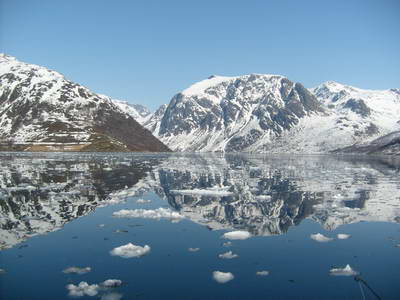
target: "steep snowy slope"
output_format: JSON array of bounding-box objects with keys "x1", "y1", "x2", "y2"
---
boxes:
[
  {"x1": 146, "y1": 76, "x2": 400, "y2": 153},
  {"x1": 146, "y1": 74, "x2": 325, "y2": 152},
  {"x1": 334, "y1": 131, "x2": 400, "y2": 155},
  {"x1": 113, "y1": 100, "x2": 152, "y2": 124},
  {"x1": 0, "y1": 54, "x2": 169, "y2": 152}
]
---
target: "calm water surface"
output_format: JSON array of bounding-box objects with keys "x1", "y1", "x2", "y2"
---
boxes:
[{"x1": 0, "y1": 153, "x2": 399, "y2": 299}]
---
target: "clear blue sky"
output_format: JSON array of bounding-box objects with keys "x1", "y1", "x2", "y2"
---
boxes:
[{"x1": 1, "y1": 0, "x2": 399, "y2": 110}]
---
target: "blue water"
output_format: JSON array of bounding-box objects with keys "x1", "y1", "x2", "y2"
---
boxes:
[{"x1": 0, "y1": 153, "x2": 399, "y2": 299}]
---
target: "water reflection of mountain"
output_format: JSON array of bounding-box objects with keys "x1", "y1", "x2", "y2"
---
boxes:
[
  {"x1": 1, "y1": 153, "x2": 399, "y2": 249},
  {"x1": 0, "y1": 154, "x2": 158, "y2": 249},
  {"x1": 153, "y1": 154, "x2": 400, "y2": 235}
]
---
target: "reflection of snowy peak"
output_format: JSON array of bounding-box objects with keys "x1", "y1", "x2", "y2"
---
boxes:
[
  {"x1": 150, "y1": 155, "x2": 400, "y2": 234},
  {"x1": 0, "y1": 155, "x2": 154, "y2": 249},
  {"x1": 145, "y1": 76, "x2": 400, "y2": 153},
  {"x1": 0, "y1": 54, "x2": 169, "y2": 152},
  {"x1": 1, "y1": 154, "x2": 399, "y2": 249}
]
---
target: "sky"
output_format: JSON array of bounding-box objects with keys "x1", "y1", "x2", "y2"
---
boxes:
[{"x1": 1, "y1": 0, "x2": 399, "y2": 110}]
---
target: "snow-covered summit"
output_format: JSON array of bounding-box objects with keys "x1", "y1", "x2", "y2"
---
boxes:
[
  {"x1": 112, "y1": 100, "x2": 152, "y2": 124},
  {"x1": 0, "y1": 54, "x2": 169, "y2": 152},
  {"x1": 147, "y1": 73, "x2": 323, "y2": 152},
  {"x1": 145, "y1": 75, "x2": 400, "y2": 153}
]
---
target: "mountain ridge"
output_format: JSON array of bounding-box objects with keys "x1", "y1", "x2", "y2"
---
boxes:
[
  {"x1": 0, "y1": 54, "x2": 170, "y2": 152},
  {"x1": 142, "y1": 75, "x2": 399, "y2": 153}
]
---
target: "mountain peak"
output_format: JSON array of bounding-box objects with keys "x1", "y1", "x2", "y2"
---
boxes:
[
  {"x1": 0, "y1": 53, "x2": 17, "y2": 62},
  {"x1": 0, "y1": 55, "x2": 169, "y2": 152}
]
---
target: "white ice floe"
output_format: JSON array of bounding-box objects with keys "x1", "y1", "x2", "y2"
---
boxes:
[
  {"x1": 188, "y1": 247, "x2": 200, "y2": 252},
  {"x1": 100, "y1": 279, "x2": 122, "y2": 288},
  {"x1": 212, "y1": 271, "x2": 234, "y2": 283},
  {"x1": 113, "y1": 208, "x2": 184, "y2": 220},
  {"x1": 337, "y1": 234, "x2": 351, "y2": 239},
  {"x1": 310, "y1": 233, "x2": 333, "y2": 242},
  {"x1": 136, "y1": 198, "x2": 151, "y2": 204},
  {"x1": 329, "y1": 264, "x2": 359, "y2": 276},
  {"x1": 66, "y1": 281, "x2": 99, "y2": 297},
  {"x1": 218, "y1": 251, "x2": 239, "y2": 259},
  {"x1": 170, "y1": 188, "x2": 233, "y2": 197},
  {"x1": 223, "y1": 241, "x2": 232, "y2": 247},
  {"x1": 256, "y1": 271, "x2": 269, "y2": 276},
  {"x1": 110, "y1": 243, "x2": 150, "y2": 258},
  {"x1": 62, "y1": 266, "x2": 91, "y2": 275},
  {"x1": 0, "y1": 268, "x2": 6, "y2": 274},
  {"x1": 100, "y1": 293, "x2": 123, "y2": 300},
  {"x1": 222, "y1": 230, "x2": 251, "y2": 240}
]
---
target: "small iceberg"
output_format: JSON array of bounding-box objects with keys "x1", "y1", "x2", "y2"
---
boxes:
[
  {"x1": 256, "y1": 270, "x2": 269, "y2": 276},
  {"x1": 188, "y1": 247, "x2": 200, "y2": 252},
  {"x1": 223, "y1": 241, "x2": 232, "y2": 247},
  {"x1": 66, "y1": 281, "x2": 99, "y2": 297},
  {"x1": 62, "y1": 266, "x2": 91, "y2": 275},
  {"x1": 110, "y1": 243, "x2": 150, "y2": 258},
  {"x1": 310, "y1": 233, "x2": 333, "y2": 242},
  {"x1": 329, "y1": 264, "x2": 359, "y2": 276},
  {"x1": 222, "y1": 230, "x2": 251, "y2": 240},
  {"x1": 100, "y1": 279, "x2": 122, "y2": 288},
  {"x1": 337, "y1": 234, "x2": 351, "y2": 239},
  {"x1": 212, "y1": 271, "x2": 234, "y2": 283},
  {"x1": 113, "y1": 208, "x2": 184, "y2": 221},
  {"x1": 218, "y1": 251, "x2": 239, "y2": 259}
]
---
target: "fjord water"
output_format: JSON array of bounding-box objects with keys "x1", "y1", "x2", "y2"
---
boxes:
[{"x1": 0, "y1": 153, "x2": 399, "y2": 300}]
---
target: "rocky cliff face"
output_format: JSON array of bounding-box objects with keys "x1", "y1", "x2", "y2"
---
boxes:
[
  {"x1": 0, "y1": 54, "x2": 169, "y2": 152},
  {"x1": 144, "y1": 76, "x2": 400, "y2": 153},
  {"x1": 145, "y1": 74, "x2": 325, "y2": 152}
]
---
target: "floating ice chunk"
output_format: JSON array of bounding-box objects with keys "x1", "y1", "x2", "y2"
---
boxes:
[
  {"x1": 212, "y1": 271, "x2": 234, "y2": 283},
  {"x1": 223, "y1": 241, "x2": 232, "y2": 247},
  {"x1": 98, "y1": 224, "x2": 106, "y2": 228},
  {"x1": 136, "y1": 198, "x2": 151, "y2": 204},
  {"x1": 100, "y1": 293, "x2": 123, "y2": 300},
  {"x1": 113, "y1": 208, "x2": 184, "y2": 221},
  {"x1": 329, "y1": 264, "x2": 358, "y2": 276},
  {"x1": 188, "y1": 247, "x2": 200, "y2": 252},
  {"x1": 170, "y1": 188, "x2": 233, "y2": 196},
  {"x1": 100, "y1": 279, "x2": 122, "y2": 288},
  {"x1": 218, "y1": 251, "x2": 239, "y2": 259},
  {"x1": 222, "y1": 230, "x2": 251, "y2": 240},
  {"x1": 66, "y1": 281, "x2": 99, "y2": 297},
  {"x1": 337, "y1": 234, "x2": 351, "y2": 239},
  {"x1": 62, "y1": 266, "x2": 91, "y2": 275},
  {"x1": 256, "y1": 271, "x2": 269, "y2": 276},
  {"x1": 110, "y1": 243, "x2": 150, "y2": 258},
  {"x1": 0, "y1": 268, "x2": 5, "y2": 274},
  {"x1": 310, "y1": 233, "x2": 333, "y2": 242}
]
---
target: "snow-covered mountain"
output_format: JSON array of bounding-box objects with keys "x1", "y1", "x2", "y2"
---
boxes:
[
  {"x1": 145, "y1": 76, "x2": 400, "y2": 153},
  {"x1": 0, "y1": 54, "x2": 169, "y2": 152},
  {"x1": 113, "y1": 100, "x2": 152, "y2": 124}
]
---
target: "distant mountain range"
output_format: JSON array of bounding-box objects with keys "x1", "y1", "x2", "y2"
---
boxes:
[
  {"x1": 0, "y1": 54, "x2": 169, "y2": 152},
  {"x1": 1, "y1": 54, "x2": 399, "y2": 154},
  {"x1": 142, "y1": 75, "x2": 400, "y2": 153}
]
